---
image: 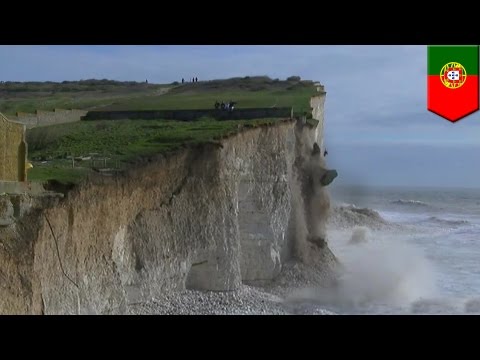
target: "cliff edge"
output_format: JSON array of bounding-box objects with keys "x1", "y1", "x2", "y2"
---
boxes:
[{"x1": 0, "y1": 91, "x2": 338, "y2": 314}]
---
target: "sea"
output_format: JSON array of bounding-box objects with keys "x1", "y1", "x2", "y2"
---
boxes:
[{"x1": 296, "y1": 184, "x2": 480, "y2": 315}]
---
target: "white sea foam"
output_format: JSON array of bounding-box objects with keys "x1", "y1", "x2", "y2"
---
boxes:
[{"x1": 287, "y1": 229, "x2": 438, "y2": 313}]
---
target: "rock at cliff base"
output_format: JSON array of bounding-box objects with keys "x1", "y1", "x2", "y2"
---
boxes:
[{"x1": 320, "y1": 169, "x2": 338, "y2": 186}]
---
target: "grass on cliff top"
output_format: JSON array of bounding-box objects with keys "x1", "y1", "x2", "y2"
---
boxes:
[
  {"x1": 1, "y1": 76, "x2": 320, "y2": 117},
  {"x1": 28, "y1": 166, "x2": 92, "y2": 185},
  {"x1": 26, "y1": 118, "x2": 285, "y2": 184}
]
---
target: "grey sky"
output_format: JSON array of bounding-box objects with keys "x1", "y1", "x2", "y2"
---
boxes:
[{"x1": 1, "y1": 45, "x2": 479, "y2": 188}]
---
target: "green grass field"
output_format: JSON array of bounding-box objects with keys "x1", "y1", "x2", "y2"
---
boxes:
[{"x1": 26, "y1": 118, "x2": 287, "y2": 184}]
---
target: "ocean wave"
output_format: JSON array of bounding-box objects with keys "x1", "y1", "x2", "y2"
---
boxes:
[
  {"x1": 329, "y1": 204, "x2": 392, "y2": 230},
  {"x1": 425, "y1": 216, "x2": 470, "y2": 226},
  {"x1": 336, "y1": 202, "x2": 358, "y2": 208},
  {"x1": 391, "y1": 199, "x2": 430, "y2": 207},
  {"x1": 410, "y1": 298, "x2": 458, "y2": 314},
  {"x1": 465, "y1": 298, "x2": 480, "y2": 313},
  {"x1": 410, "y1": 297, "x2": 480, "y2": 314}
]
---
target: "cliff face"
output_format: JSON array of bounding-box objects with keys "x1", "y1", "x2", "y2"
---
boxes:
[{"x1": 0, "y1": 93, "x2": 337, "y2": 315}]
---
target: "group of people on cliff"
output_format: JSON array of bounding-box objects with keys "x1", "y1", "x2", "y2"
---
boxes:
[
  {"x1": 182, "y1": 77, "x2": 198, "y2": 83},
  {"x1": 214, "y1": 100, "x2": 236, "y2": 112}
]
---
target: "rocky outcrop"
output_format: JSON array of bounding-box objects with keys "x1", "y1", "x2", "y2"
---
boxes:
[{"x1": 0, "y1": 93, "x2": 339, "y2": 315}]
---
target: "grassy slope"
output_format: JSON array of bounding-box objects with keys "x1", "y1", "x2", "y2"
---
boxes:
[
  {"x1": 97, "y1": 78, "x2": 318, "y2": 115},
  {"x1": 0, "y1": 80, "x2": 169, "y2": 115}
]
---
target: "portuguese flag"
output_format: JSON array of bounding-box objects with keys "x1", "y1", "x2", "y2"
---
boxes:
[{"x1": 427, "y1": 45, "x2": 479, "y2": 122}]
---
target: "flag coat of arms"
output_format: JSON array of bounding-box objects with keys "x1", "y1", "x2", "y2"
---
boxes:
[{"x1": 427, "y1": 45, "x2": 479, "y2": 122}]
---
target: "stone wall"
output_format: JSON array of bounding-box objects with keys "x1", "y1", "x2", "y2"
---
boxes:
[
  {"x1": 81, "y1": 108, "x2": 293, "y2": 121},
  {"x1": 0, "y1": 113, "x2": 26, "y2": 182},
  {"x1": 11, "y1": 109, "x2": 87, "y2": 129}
]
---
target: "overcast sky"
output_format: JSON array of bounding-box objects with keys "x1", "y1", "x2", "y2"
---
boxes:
[{"x1": 1, "y1": 45, "x2": 479, "y2": 188}]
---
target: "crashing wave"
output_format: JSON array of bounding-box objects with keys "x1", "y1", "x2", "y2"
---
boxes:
[
  {"x1": 391, "y1": 199, "x2": 430, "y2": 207},
  {"x1": 329, "y1": 204, "x2": 391, "y2": 230},
  {"x1": 286, "y1": 240, "x2": 437, "y2": 312}
]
